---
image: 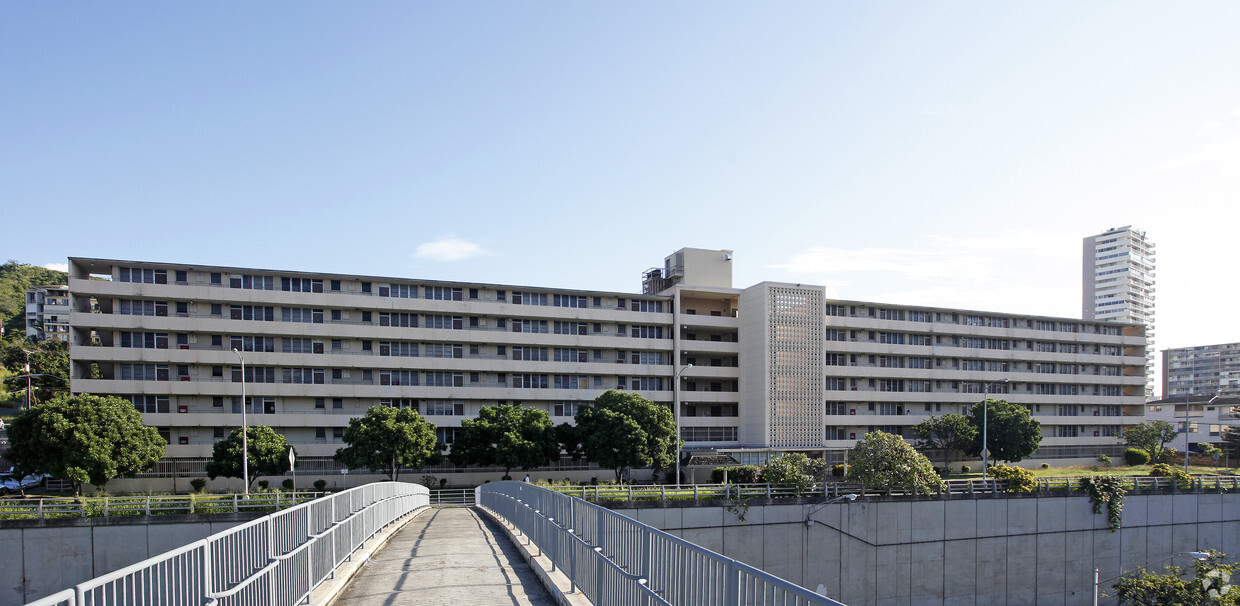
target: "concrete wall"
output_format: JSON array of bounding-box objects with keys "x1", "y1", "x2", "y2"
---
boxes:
[
  {"x1": 615, "y1": 492, "x2": 1240, "y2": 606},
  {"x1": 0, "y1": 515, "x2": 254, "y2": 606}
]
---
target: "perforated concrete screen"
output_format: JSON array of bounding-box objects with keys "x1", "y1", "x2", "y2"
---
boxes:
[{"x1": 766, "y1": 286, "x2": 825, "y2": 448}]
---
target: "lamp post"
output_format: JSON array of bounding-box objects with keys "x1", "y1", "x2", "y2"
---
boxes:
[
  {"x1": 234, "y1": 348, "x2": 250, "y2": 499},
  {"x1": 1094, "y1": 551, "x2": 1210, "y2": 605},
  {"x1": 980, "y1": 378, "x2": 1009, "y2": 480},
  {"x1": 1185, "y1": 391, "x2": 1223, "y2": 474},
  {"x1": 673, "y1": 363, "x2": 693, "y2": 486}
]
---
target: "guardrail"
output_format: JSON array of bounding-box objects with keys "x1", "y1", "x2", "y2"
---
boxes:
[
  {"x1": 546, "y1": 475, "x2": 1240, "y2": 503},
  {"x1": 0, "y1": 491, "x2": 329, "y2": 520},
  {"x1": 24, "y1": 482, "x2": 428, "y2": 606},
  {"x1": 479, "y1": 481, "x2": 844, "y2": 606}
]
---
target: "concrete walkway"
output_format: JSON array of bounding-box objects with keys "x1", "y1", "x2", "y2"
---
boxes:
[{"x1": 332, "y1": 507, "x2": 557, "y2": 606}]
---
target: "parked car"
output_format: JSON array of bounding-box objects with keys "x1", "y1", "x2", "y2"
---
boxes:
[{"x1": 0, "y1": 472, "x2": 46, "y2": 495}]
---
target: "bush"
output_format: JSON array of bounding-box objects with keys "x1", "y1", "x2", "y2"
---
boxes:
[
  {"x1": 1149, "y1": 463, "x2": 1193, "y2": 488},
  {"x1": 831, "y1": 464, "x2": 846, "y2": 477},
  {"x1": 762, "y1": 454, "x2": 815, "y2": 496},
  {"x1": 189, "y1": 478, "x2": 207, "y2": 493},
  {"x1": 313, "y1": 479, "x2": 327, "y2": 491},
  {"x1": 710, "y1": 465, "x2": 763, "y2": 484},
  {"x1": 257, "y1": 480, "x2": 269, "y2": 490},
  {"x1": 844, "y1": 431, "x2": 945, "y2": 495},
  {"x1": 1041, "y1": 463, "x2": 1050, "y2": 469},
  {"x1": 281, "y1": 479, "x2": 294, "y2": 490},
  {"x1": 988, "y1": 464, "x2": 1037, "y2": 493},
  {"x1": 960, "y1": 465, "x2": 971, "y2": 473},
  {"x1": 1098, "y1": 454, "x2": 1111, "y2": 466},
  {"x1": 1124, "y1": 448, "x2": 1151, "y2": 466}
]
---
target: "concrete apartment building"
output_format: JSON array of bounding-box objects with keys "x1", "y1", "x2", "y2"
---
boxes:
[
  {"x1": 1143, "y1": 394, "x2": 1239, "y2": 454},
  {"x1": 25, "y1": 285, "x2": 70, "y2": 342},
  {"x1": 66, "y1": 250, "x2": 1148, "y2": 488},
  {"x1": 1082, "y1": 225, "x2": 1156, "y2": 397},
  {"x1": 1163, "y1": 342, "x2": 1240, "y2": 399}
]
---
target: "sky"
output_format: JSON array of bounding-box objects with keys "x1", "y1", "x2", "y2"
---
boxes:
[{"x1": 3, "y1": 2, "x2": 1238, "y2": 373}]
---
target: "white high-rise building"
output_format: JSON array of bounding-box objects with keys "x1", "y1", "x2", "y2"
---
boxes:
[{"x1": 1083, "y1": 226, "x2": 1155, "y2": 397}]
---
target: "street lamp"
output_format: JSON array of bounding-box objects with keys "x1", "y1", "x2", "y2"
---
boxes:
[
  {"x1": 980, "y1": 378, "x2": 1009, "y2": 480},
  {"x1": 1094, "y1": 551, "x2": 1210, "y2": 605},
  {"x1": 673, "y1": 363, "x2": 693, "y2": 486},
  {"x1": 234, "y1": 348, "x2": 250, "y2": 499},
  {"x1": 1186, "y1": 391, "x2": 1223, "y2": 474}
]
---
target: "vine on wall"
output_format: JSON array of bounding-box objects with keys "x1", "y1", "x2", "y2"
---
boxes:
[{"x1": 1080, "y1": 476, "x2": 1127, "y2": 532}]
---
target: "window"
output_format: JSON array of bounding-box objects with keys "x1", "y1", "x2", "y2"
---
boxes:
[
  {"x1": 380, "y1": 341, "x2": 419, "y2": 357},
  {"x1": 425, "y1": 372, "x2": 463, "y2": 387},
  {"x1": 119, "y1": 267, "x2": 168, "y2": 284},
  {"x1": 826, "y1": 329, "x2": 847, "y2": 342},
  {"x1": 425, "y1": 286, "x2": 462, "y2": 301},
  {"x1": 554, "y1": 375, "x2": 586, "y2": 389},
  {"x1": 512, "y1": 319, "x2": 548, "y2": 333},
  {"x1": 228, "y1": 274, "x2": 275, "y2": 290},
  {"x1": 512, "y1": 374, "x2": 549, "y2": 388},
  {"x1": 229, "y1": 305, "x2": 275, "y2": 321},
  {"x1": 119, "y1": 300, "x2": 169, "y2": 317},
  {"x1": 378, "y1": 312, "x2": 418, "y2": 327},
  {"x1": 119, "y1": 332, "x2": 169, "y2": 349},
  {"x1": 282, "y1": 308, "x2": 324, "y2": 323},
  {"x1": 379, "y1": 284, "x2": 417, "y2": 298},
  {"x1": 120, "y1": 364, "x2": 169, "y2": 381},
  {"x1": 878, "y1": 332, "x2": 905, "y2": 344},
  {"x1": 512, "y1": 347, "x2": 548, "y2": 361},
  {"x1": 425, "y1": 315, "x2": 463, "y2": 330},
  {"x1": 436, "y1": 427, "x2": 458, "y2": 445},
  {"x1": 232, "y1": 336, "x2": 274, "y2": 352},
  {"x1": 631, "y1": 300, "x2": 664, "y2": 313},
  {"x1": 281, "y1": 277, "x2": 323, "y2": 293},
  {"x1": 281, "y1": 368, "x2": 323, "y2": 384},
  {"x1": 129, "y1": 395, "x2": 170, "y2": 413},
  {"x1": 825, "y1": 402, "x2": 849, "y2": 415},
  {"x1": 316, "y1": 428, "x2": 326, "y2": 439},
  {"x1": 553, "y1": 402, "x2": 582, "y2": 417},
  {"x1": 381, "y1": 398, "x2": 419, "y2": 410},
  {"x1": 423, "y1": 400, "x2": 464, "y2": 415},
  {"x1": 555, "y1": 348, "x2": 589, "y2": 363},
  {"x1": 554, "y1": 321, "x2": 588, "y2": 335},
  {"x1": 330, "y1": 280, "x2": 341, "y2": 291},
  {"x1": 379, "y1": 370, "x2": 418, "y2": 386},
  {"x1": 631, "y1": 377, "x2": 665, "y2": 391},
  {"x1": 631, "y1": 325, "x2": 664, "y2": 339},
  {"x1": 513, "y1": 291, "x2": 548, "y2": 305}
]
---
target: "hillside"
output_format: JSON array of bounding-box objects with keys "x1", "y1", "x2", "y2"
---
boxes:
[{"x1": 0, "y1": 261, "x2": 69, "y2": 340}]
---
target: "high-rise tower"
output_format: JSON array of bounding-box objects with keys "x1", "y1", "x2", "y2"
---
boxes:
[{"x1": 1083, "y1": 226, "x2": 1155, "y2": 397}]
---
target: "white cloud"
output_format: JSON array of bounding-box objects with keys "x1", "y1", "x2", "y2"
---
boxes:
[
  {"x1": 44, "y1": 262, "x2": 68, "y2": 272},
  {"x1": 414, "y1": 238, "x2": 488, "y2": 262},
  {"x1": 1232, "y1": 106, "x2": 1240, "y2": 117}
]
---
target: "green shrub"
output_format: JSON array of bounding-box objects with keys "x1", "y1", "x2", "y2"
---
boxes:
[
  {"x1": 281, "y1": 479, "x2": 294, "y2": 490},
  {"x1": 710, "y1": 465, "x2": 763, "y2": 484},
  {"x1": 313, "y1": 479, "x2": 327, "y2": 491},
  {"x1": 1041, "y1": 463, "x2": 1050, "y2": 469},
  {"x1": 1124, "y1": 448, "x2": 1151, "y2": 466},
  {"x1": 1148, "y1": 463, "x2": 1193, "y2": 488},
  {"x1": 189, "y1": 478, "x2": 207, "y2": 493},
  {"x1": 1098, "y1": 454, "x2": 1111, "y2": 466},
  {"x1": 960, "y1": 465, "x2": 971, "y2": 473},
  {"x1": 988, "y1": 464, "x2": 1037, "y2": 493},
  {"x1": 257, "y1": 480, "x2": 269, "y2": 490},
  {"x1": 763, "y1": 454, "x2": 815, "y2": 496}
]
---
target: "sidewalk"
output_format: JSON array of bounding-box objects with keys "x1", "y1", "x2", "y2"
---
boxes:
[{"x1": 332, "y1": 507, "x2": 556, "y2": 606}]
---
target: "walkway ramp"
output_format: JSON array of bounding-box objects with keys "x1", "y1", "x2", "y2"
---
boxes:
[{"x1": 333, "y1": 507, "x2": 555, "y2": 606}]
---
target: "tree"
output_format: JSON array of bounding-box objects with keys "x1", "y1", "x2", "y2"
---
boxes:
[
  {"x1": 1223, "y1": 428, "x2": 1240, "y2": 463},
  {"x1": 556, "y1": 422, "x2": 586, "y2": 463},
  {"x1": 450, "y1": 404, "x2": 559, "y2": 478},
  {"x1": 334, "y1": 406, "x2": 442, "y2": 481},
  {"x1": 965, "y1": 399, "x2": 1042, "y2": 463},
  {"x1": 911, "y1": 413, "x2": 977, "y2": 473},
  {"x1": 1, "y1": 338, "x2": 70, "y2": 407},
  {"x1": 762, "y1": 453, "x2": 816, "y2": 496},
  {"x1": 206, "y1": 425, "x2": 293, "y2": 488},
  {"x1": 1110, "y1": 550, "x2": 1236, "y2": 605},
  {"x1": 1123, "y1": 421, "x2": 1179, "y2": 462},
  {"x1": 844, "y1": 431, "x2": 945, "y2": 494},
  {"x1": 574, "y1": 390, "x2": 677, "y2": 482},
  {"x1": 3, "y1": 393, "x2": 165, "y2": 494}
]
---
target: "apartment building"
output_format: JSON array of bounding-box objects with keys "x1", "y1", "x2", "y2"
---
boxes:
[
  {"x1": 25, "y1": 285, "x2": 70, "y2": 342},
  {"x1": 1082, "y1": 226, "x2": 1155, "y2": 397},
  {"x1": 67, "y1": 250, "x2": 1147, "y2": 488},
  {"x1": 1163, "y1": 342, "x2": 1240, "y2": 399},
  {"x1": 1144, "y1": 394, "x2": 1239, "y2": 454}
]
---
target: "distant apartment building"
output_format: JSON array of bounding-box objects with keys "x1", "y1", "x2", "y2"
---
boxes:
[
  {"x1": 25, "y1": 285, "x2": 70, "y2": 342},
  {"x1": 66, "y1": 250, "x2": 1147, "y2": 487},
  {"x1": 1144, "y1": 394, "x2": 1239, "y2": 454},
  {"x1": 1083, "y1": 226, "x2": 1155, "y2": 397},
  {"x1": 1163, "y1": 342, "x2": 1240, "y2": 399}
]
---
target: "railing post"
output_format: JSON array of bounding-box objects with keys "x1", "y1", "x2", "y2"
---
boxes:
[
  {"x1": 725, "y1": 559, "x2": 739, "y2": 605},
  {"x1": 145, "y1": 496, "x2": 151, "y2": 516}
]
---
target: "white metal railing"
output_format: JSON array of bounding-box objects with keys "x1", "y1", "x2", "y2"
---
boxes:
[
  {"x1": 0, "y1": 492, "x2": 328, "y2": 520},
  {"x1": 23, "y1": 482, "x2": 428, "y2": 606},
  {"x1": 478, "y1": 481, "x2": 844, "y2": 606}
]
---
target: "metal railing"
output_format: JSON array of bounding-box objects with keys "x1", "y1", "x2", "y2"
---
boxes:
[
  {"x1": 0, "y1": 492, "x2": 328, "y2": 520},
  {"x1": 478, "y1": 481, "x2": 843, "y2": 606},
  {"x1": 24, "y1": 482, "x2": 428, "y2": 606},
  {"x1": 544, "y1": 475, "x2": 1240, "y2": 503}
]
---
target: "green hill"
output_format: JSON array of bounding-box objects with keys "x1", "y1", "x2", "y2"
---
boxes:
[{"x1": 1, "y1": 260, "x2": 69, "y2": 341}]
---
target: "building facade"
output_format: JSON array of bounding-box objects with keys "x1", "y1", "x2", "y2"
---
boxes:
[
  {"x1": 1143, "y1": 394, "x2": 1239, "y2": 454},
  {"x1": 25, "y1": 285, "x2": 70, "y2": 342},
  {"x1": 1163, "y1": 342, "x2": 1240, "y2": 399},
  {"x1": 66, "y1": 250, "x2": 1147, "y2": 488},
  {"x1": 1082, "y1": 226, "x2": 1155, "y2": 397}
]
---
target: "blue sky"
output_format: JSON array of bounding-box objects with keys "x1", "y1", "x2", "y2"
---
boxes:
[{"x1": 3, "y1": 2, "x2": 1239, "y2": 363}]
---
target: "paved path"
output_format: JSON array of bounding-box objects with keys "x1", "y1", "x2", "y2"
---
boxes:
[{"x1": 332, "y1": 507, "x2": 556, "y2": 606}]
